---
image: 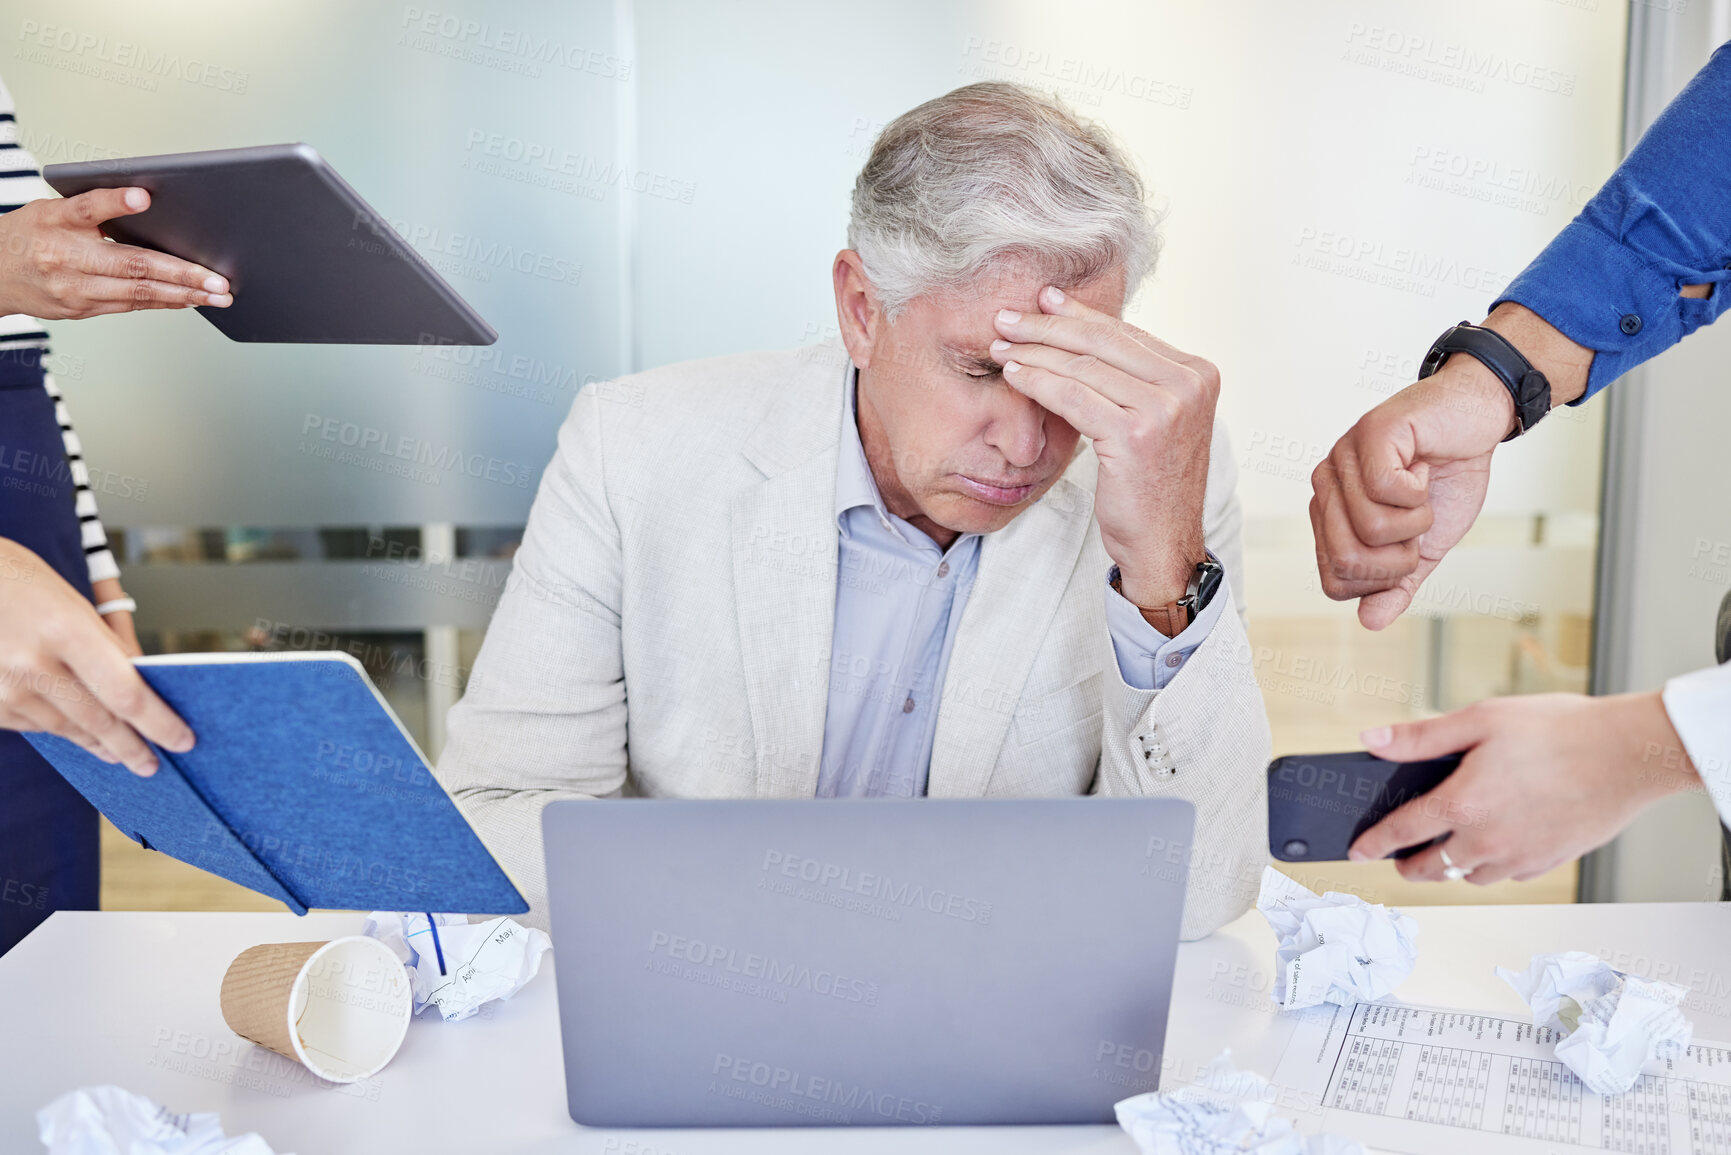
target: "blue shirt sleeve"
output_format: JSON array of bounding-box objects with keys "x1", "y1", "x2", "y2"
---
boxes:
[
  {"x1": 1495, "y1": 41, "x2": 1731, "y2": 400},
  {"x1": 1105, "y1": 561, "x2": 1229, "y2": 692}
]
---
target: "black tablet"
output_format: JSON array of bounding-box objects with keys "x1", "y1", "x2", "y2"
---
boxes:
[{"x1": 45, "y1": 143, "x2": 497, "y2": 346}]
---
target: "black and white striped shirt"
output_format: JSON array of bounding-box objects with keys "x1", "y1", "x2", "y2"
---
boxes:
[{"x1": 0, "y1": 75, "x2": 118, "y2": 586}]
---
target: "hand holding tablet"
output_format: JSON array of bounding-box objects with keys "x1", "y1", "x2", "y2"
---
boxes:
[
  {"x1": 45, "y1": 143, "x2": 496, "y2": 345},
  {"x1": 0, "y1": 185, "x2": 231, "y2": 318}
]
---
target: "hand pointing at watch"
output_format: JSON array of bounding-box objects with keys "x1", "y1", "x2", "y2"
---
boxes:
[
  {"x1": 1309, "y1": 303, "x2": 1593, "y2": 629},
  {"x1": 1317, "y1": 297, "x2": 1707, "y2": 885}
]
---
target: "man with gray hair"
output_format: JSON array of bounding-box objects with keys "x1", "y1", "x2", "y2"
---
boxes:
[{"x1": 437, "y1": 82, "x2": 1271, "y2": 941}]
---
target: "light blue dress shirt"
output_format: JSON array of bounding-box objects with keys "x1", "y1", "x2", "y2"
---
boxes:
[{"x1": 815, "y1": 369, "x2": 1224, "y2": 798}]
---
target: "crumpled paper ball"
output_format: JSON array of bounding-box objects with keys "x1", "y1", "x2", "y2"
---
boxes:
[
  {"x1": 1497, "y1": 950, "x2": 1692, "y2": 1095},
  {"x1": 363, "y1": 911, "x2": 550, "y2": 1022},
  {"x1": 1114, "y1": 1050, "x2": 1367, "y2": 1155},
  {"x1": 1256, "y1": 866, "x2": 1418, "y2": 1010},
  {"x1": 37, "y1": 1085, "x2": 285, "y2": 1155}
]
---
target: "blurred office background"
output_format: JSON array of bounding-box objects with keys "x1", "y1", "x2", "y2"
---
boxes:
[{"x1": 2, "y1": 0, "x2": 1725, "y2": 911}]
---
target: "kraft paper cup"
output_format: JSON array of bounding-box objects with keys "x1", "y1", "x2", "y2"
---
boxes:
[{"x1": 219, "y1": 935, "x2": 413, "y2": 1083}]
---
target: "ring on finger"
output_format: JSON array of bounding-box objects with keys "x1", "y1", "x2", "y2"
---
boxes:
[{"x1": 1439, "y1": 846, "x2": 1470, "y2": 882}]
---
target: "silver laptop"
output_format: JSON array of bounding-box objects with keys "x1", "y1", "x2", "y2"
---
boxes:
[{"x1": 542, "y1": 797, "x2": 1194, "y2": 1127}]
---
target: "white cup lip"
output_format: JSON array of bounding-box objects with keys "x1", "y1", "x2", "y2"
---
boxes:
[{"x1": 284, "y1": 934, "x2": 413, "y2": 1083}]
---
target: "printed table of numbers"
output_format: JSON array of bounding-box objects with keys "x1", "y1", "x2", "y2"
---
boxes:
[{"x1": 1274, "y1": 1002, "x2": 1731, "y2": 1155}]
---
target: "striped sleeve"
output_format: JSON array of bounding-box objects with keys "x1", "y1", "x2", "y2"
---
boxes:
[
  {"x1": 0, "y1": 74, "x2": 119, "y2": 589},
  {"x1": 0, "y1": 84, "x2": 54, "y2": 341},
  {"x1": 43, "y1": 371, "x2": 119, "y2": 584}
]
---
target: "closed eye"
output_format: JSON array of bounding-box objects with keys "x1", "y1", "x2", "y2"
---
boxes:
[{"x1": 943, "y1": 342, "x2": 1003, "y2": 381}]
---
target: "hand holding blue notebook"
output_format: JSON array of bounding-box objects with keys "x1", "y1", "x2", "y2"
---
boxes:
[{"x1": 24, "y1": 651, "x2": 526, "y2": 916}]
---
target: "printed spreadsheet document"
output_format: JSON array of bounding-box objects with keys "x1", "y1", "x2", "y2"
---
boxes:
[{"x1": 1271, "y1": 1001, "x2": 1731, "y2": 1154}]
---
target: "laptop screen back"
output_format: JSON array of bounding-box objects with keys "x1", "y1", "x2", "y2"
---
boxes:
[{"x1": 543, "y1": 797, "x2": 1194, "y2": 1127}]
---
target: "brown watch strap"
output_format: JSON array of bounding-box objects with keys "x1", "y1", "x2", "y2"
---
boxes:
[
  {"x1": 1110, "y1": 571, "x2": 1189, "y2": 637},
  {"x1": 1138, "y1": 603, "x2": 1188, "y2": 637}
]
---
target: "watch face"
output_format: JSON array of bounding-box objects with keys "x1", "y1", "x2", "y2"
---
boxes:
[
  {"x1": 1199, "y1": 562, "x2": 1224, "y2": 605},
  {"x1": 1419, "y1": 344, "x2": 1446, "y2": 379},
  {"x1": 1186, "y1": 560, "x2": 1224, "y2": 613}
]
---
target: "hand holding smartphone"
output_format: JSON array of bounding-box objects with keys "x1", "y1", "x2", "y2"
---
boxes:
[{"x1": 1267, "y1": 751, "x2": 1462, "y2": 862}]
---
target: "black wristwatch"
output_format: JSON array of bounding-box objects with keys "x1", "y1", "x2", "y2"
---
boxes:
[
  {"x1": 1181, "y1": 556, "x2": 1225, "y2": 625},
  {"x1": 1418, "y1": 321, "x2": 1551, "y2": 441}
]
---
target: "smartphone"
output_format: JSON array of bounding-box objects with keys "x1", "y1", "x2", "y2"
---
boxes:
[{"x1": 1266, "y1": 751, "x2": 1462, "y2": 862}]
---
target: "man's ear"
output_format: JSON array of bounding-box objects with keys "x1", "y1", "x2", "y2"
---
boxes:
[{"x1": 833, "y1": 250, "x2": 882, "y2": 369}]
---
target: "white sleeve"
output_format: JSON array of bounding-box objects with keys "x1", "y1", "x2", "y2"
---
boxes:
[{"x1": 1661, "y1": 660, "x2": 1731, "y2": 828}]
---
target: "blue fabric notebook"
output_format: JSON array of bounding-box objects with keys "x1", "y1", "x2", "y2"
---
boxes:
[{"x1": 24, "y1": 652, "x2": 527, "y2": 916}]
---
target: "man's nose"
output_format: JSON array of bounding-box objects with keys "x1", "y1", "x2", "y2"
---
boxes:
[{"x1": 985, "y1": 390, "x2": 1048, "y2": 469}]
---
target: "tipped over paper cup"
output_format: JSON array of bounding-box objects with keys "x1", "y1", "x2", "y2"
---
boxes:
[{"x1": 219, "y1": 936, "x2": 412, "y2": 1083}]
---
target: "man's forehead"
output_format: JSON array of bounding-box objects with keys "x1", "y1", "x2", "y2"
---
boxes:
[
  {"x1": 931, "y1": 289, "x2": 1041, "y2": 349},
  {"x1": 943, "y1": 264, "x2": 1058, "y2": 316},
  {"x1": 927, "y1": 269, "x2": 1124, "y2": 344}
]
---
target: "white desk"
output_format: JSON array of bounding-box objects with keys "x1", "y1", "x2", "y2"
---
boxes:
[{"x1": 3, "y1": 903, "x2": 1727, "y2": 1154}]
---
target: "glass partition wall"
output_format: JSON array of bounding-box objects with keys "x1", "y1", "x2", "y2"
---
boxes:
[{"x1": 7, "y1": 0, "x2": 1627, "y2": 911}]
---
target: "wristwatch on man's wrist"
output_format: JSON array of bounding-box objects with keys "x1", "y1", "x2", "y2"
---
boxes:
[
  {"x1": 1419, "y1": 321, "x2": 1551, "y2": 441},
  {"x1": 1111, "y1": 556, "x2": 1224, "y2": 637}
]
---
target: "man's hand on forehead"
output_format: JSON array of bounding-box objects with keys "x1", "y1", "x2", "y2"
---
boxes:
[
  {"x1": 987, "y1": 287, "x2": 1212, "y2": 402},
  {"x1": 986, "y1": 284, "x2": 1219, "y2": 612},
  {"x1": 985, "y1": 285, "x2": 1217, "y2": 442}
]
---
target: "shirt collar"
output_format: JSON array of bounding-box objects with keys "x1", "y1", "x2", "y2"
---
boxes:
[{"x1": 836, "y1": 364, "x2": 898, "y2": 529}]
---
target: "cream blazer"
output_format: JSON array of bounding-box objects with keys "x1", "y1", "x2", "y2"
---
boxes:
[{"x1": 436, "y1": 344, "x2": 1272, "y2": 940}]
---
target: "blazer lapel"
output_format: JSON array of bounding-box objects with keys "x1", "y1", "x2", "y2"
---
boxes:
[
  {"x1": 926, "y1": 471, "x2": 1096, "y2": 797},
  {"x1": 730, "y1": 354, "x2": 846, "y2": 797}
]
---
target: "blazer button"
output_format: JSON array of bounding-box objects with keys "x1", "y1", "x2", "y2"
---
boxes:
[{"x1": 1619, "y1": 313, "x2": 1643, "y2": 335}]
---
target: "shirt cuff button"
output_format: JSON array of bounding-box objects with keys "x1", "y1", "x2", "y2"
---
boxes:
[{"x1": 1619, "y1": 313, "x2": 1643, "y2": 336}]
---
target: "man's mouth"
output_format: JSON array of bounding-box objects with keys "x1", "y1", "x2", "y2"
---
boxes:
[{"x1": 955, "y1": 474, "x2": 1038, "y2": 506}]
